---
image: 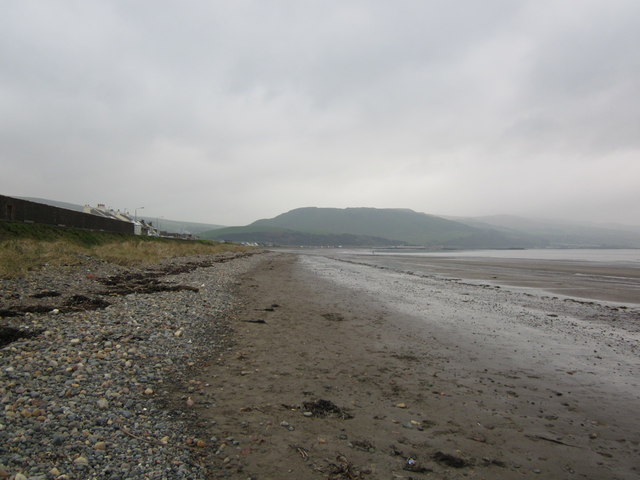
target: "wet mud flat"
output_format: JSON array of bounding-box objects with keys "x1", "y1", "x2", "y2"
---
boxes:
[
  {"x1": 333, "y1": 252, "x2": 640, "y2": 305},
  {"x1": 190, "y1": 253, "x2": 639, "y2": 479}
]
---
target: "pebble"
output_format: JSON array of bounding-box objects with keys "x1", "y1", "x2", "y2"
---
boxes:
[{"x1": 0, "y1": 252, "x2": 262, "y2": 479}]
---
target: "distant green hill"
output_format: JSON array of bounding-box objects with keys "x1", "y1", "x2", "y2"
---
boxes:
[{"x1": 202, "y1": 207, "x2": 542, "y2": 247}]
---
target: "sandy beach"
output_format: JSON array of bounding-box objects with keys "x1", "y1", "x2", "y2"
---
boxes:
[
  {"x1": 191, "y1": 252, "x2": 639, "y2": 479},
  {"x1": 2, "y1": 250, "x2": 638, "y2": 479}
]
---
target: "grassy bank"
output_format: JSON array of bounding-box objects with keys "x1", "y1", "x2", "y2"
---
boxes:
[{"x1": 0, "y1": 221, "x2": 253, "y2": 278}]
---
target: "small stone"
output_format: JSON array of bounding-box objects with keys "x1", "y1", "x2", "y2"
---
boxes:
[
  {"x1": 94, "y1": 441, "x2": 107, "y2": 451},
  {"x1": 14, "y1": 474, "x2": 27, "y2": 480},
  {"x1": 396, "y1": 402, "x2": 408, "y2": 409},
  {"x1": 49, "y1": 467, "x2": 61, "y2": 477},
  {"x1": 73, "y1": 456, "x2": 89, "y2": 466},
  {"x1": 144, "y1": 388, "x2": 154, "y2": 395},
  {"x1": 70, "y1": 338, "x2": 81, "y2": 345},
  {"x1": 97, "y1": 398, "x2": 109, "y2": 409},
  {"x1": 160, "y1": 436, "x2": 170, "y2": 445},
  {"x1": 174, "y1": 329, "x2": 184, "y2": 337},
  {"x1": 303, "y1": 411, "x2": 313, "y2": 417}
]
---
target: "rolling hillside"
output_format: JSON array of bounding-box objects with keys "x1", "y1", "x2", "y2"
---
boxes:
[{"x1": 203, "y1": 207, "x2": 542, "y2": 247}]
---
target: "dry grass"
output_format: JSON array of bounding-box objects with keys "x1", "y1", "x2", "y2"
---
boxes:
[
  {"x1": 0, "y1": 239, "x2": 84, "y2": 278},
  {"x1": 0, "y1": 238, "x2": 252, "y2": 278},
  {"x1": 91, "y1": 240, "x2": 250, "y2": 266}
]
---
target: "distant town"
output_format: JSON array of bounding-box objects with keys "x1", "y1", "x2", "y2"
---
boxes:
[{"x1": 0, "y1": 194, "x2": 195, "y2": 240}]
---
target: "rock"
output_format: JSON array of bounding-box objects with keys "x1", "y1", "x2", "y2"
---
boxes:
[
  {"x1": 0, "y1": 251, "x2": 261, "y2": 480},
  {"x1": 73, "y1": 456, "x2": 89, "y2": 466}
]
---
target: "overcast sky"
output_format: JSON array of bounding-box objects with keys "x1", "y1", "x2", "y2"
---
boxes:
[{"x1": 1, "y1": 1, "x2": 639, "y2": 226}]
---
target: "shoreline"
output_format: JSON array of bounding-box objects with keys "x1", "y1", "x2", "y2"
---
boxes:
[
  {"x1": 196, "y1": 252, "x2": 640, "y2": 479},
  {"x1": 301, "y1": 250, "x2": 640, "y2": 306},
  {"x1": 2, "y1": 251, "x2": 639, "y2": 479}
]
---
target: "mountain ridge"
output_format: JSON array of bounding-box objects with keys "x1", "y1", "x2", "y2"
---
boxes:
[
  {"x1": 204, "y1": 207, "x2": 544, "y2": 247},
  {"x1": 203, "y1": 207, "x2": 640, "y2": 248}
]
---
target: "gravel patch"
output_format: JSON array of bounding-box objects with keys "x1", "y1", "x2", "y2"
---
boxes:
[{"x1": 1, "y1": 251, "x2": 263, "y2": 480}]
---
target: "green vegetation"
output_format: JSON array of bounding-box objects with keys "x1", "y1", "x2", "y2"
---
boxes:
[
  {"x1": 0, "y1": 221, "x2": 251, "y2": 278},
  {"x1": 201, "y1": 207, "x2": 542, "y2": 248},
  {"x1": 251, "y1": 207, "x2": 474, "y2": 244}
]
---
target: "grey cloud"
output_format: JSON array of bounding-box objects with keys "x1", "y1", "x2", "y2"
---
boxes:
[{"x1": 0, "y1": 1, "x2": 638, "y2": 225}]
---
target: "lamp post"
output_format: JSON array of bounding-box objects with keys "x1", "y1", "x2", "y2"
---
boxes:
[
  {"x1": 134, "y1": 206, "x2": 144, "y2": 222},
  {"x1": 156, "y1": 216, "x2": 164, "y2": 236}
]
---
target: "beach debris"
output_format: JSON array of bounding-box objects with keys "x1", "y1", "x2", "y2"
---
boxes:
[
  {"x1": 403, "y1": 457, "x2": 433, "y2": 473},
  {"x1": 525, "y1": 434, "x2": 580, "y2": 447},
  {"x1": 243, "y1": 319, "x2": 267, "y2": 324},
  {"x1": 320, "y1": 453, "x2": 367, "y2": 479},
  {"x1": 30, "y1": 290, "x2": 61, "y2": 298},
  {"x1": 289, "y1": 444, "x2": 310, "y2": 460},
  {"x1": 433, "y1": 451, "x2": 469, "y2": 468},
  {"x1": 322, "y1": 312, "x2": 345, "y2": 322},
  {"x1": 97, "y1": 270, "x2": 199, "y2": 296},
  {"x1": 302, "y1": 399, "x2": 353, "y2": 419},
  {"x1": 0, "y1": 326, "x2": 43, "y2": 347},
  {"x1": 395, "y1": 402, "x2": 408, "y2": 409}
]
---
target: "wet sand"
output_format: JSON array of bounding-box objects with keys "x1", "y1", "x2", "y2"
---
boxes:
[
  {"x1": 192, "y1": 252, "x2": 639, "y2": 479},
  {"x1": 308, "y1": 250, "x2": 640, "y2": 305}
]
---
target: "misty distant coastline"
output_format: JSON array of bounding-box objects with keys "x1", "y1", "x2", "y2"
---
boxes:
[
  {"x1": 11, "y1": 198, "x2": 640, "y2": 250},
  {"x1": 201, "y1": 206, "x2": 640, "y2": 249}
]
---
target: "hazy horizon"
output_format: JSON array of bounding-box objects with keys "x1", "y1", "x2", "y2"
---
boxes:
[
  {"x1": 12, "y1": 195, "x2": 640, "y2": 230},
  {"x1": 2, "y1": 1, "x2": 639, "y2": 226}
]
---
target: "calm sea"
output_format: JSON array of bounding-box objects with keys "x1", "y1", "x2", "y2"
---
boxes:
[{"x1": 330, "y1": 248, "x2": 640, "y2": 265}]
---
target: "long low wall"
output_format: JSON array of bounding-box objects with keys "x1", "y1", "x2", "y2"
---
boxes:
[{"x1": 0, "y1": 195, "x2": 134, "y2": 234}]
